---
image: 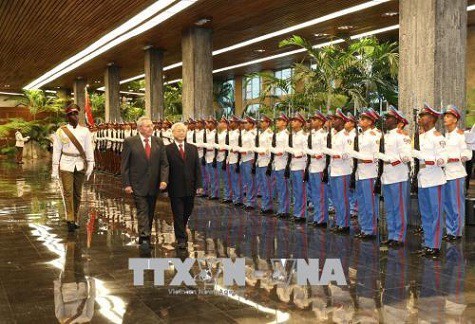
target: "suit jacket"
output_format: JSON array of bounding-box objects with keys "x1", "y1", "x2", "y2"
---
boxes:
[
  {"x1": 121, "y1": 135, "x2": 169, "y2": 196},
  {"x1": 166, "y1": 142, "x2": 202, "y2": 197}
]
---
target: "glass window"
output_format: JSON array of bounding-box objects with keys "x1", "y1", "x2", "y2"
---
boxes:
[
  {"x1": 246, "y1": 103, "x2": 260, "y2": 114},
  {"x1": 274, "y1": 68, "x2": 293, "y2": 96},
  {"x1": 244, "y1": 75, "x2": 261, "y2": 100}
]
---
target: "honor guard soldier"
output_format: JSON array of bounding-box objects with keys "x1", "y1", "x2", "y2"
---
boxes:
[
  {"x1": 376, "y1": 106, "x2": 411, "y2": 247},
  {"x1": 349, "y1": 109, "x2": 380, "y2": 239},
  {"x1": 186, "y1": 118, "x2": 196, "y2": 143},
  {"x1": 51, "y1": 104, "x2": 94, "y2": 232},
  {"x1": 324, "y1": 109, "x2": 353, "y2": 233},
  {"x1": 227, "y1": 116, "x2": 243, "y2": 205},
  {"x1": 442, "y1": 105, "x2": 472, "y2": 241},
  {"x1": 215, "y1": 117, "x2": 231, "y2": 202},
  {"x1": 412, "y1": 104, "x2": 448, "y2": 257},
  {"x1": 205, "y1": 117, "x2": 219, "y2": 199},
  {"x1": 239, "y1": 116, "x2": 258, "y2": 210},
  {"x1": 253, "y1": 115, "x2": 274, "y2": 214},
  {"x1": 269, "y1": 114, "x2": 290, "y2": 218},
  {"x1": 286, "y1": 113, "x2": 308, "y2": 222},
  {"x1": 305, "y1": 111, "x2": 329, "y2": 227},
  {"x1": 345, "y1": 113, "x2": 358, "y2": 217},
  {"x1": 161, "y1": 119, "x2": 173, "y2": 145},
  {"x1": 194, "y1": 119, "x2": 208, "y2": 196}
]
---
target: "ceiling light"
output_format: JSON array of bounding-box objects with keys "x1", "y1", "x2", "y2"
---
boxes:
[
  {"x1": 45, "y1": 90, "x2": 57, "y2": 94},
  {"x1": 3, "y1": 84, "x2": 10, "y2": 88},
  {"x1": 468, "y1": 4, "x2": 475, "y2": 11},
  {"x1": 314, "y1": 33, "x2": 330, "y2": 37},
  {"x1": 337, "y1": 25, "x2": 354, "y2": 30},
  {"x1": 0, "y1": 91, "x2": 23, "y2": 96},
  {"x1": 212, "y1": 0, "x2": 390, "y2": 56},
  {"x1": 194, "y1": 17, "x2": 211, "y2": 26},
  {"x1": 165, "y1": 79, "x2": 181, "y2": 85},
  {"x1": 23, "y1": 0, "x2": 197, "y2": 90},
  {"x1": 382, "y1": 12, "x2": 398, "y2": 17},
  {"x1": 253, "y1": 49, "x2": 266, "y2": 53},
  {"x1": 213, "y1": 24, "x2": 400, "y2": 74}
]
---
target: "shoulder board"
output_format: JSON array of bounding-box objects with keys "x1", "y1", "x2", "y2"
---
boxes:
[
  {"x1": 458, "y1": 129, "x2": 465, "y2": 135},
  {"x1": 266, "y1": 128, "x2": 272, "y2": 134},
  {"x1": 284, "y1": 129, "x2": 289, "y2": 134},
  {"x1": 434, "y1": 131, "x2": 442, "y2": 136},
  {"x1": 369, "y1": 131, "x2": 376, "y2": 136}
]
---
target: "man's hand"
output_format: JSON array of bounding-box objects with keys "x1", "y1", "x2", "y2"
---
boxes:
[
  {"x1": 196, "y1": 188, "x2": 204, "y2": 195},
  {"x1": 85, "y1": 165, "x2": 93, "y2": 181},
  {"x1": 124, "y1": 186, "x2": 133, "y2": 194},
  {"x1": 159, "y1": 182, "x2": 167, "y2": 190}
]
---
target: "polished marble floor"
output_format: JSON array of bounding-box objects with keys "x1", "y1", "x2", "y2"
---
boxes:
[{"x1": 0, "y1": 159, "x2": 475, "y2": 323}]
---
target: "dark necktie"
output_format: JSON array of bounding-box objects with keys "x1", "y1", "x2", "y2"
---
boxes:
[
  {"x1": 179, "y1": 144, "x2": 185, "y2": 160},
  {"x1": 144, "y1": 138, "x2": 151, "y2": 159}
]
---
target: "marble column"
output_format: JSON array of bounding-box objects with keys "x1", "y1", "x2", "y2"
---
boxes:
[
  {"x1": 399, "y1": 0, "x2": 467, "y2": 126},
  {"x1": 104, "y1": 64, "x2": 121, "y2": 122},
  {"x1": 73, "y1": 79, "x2": 86, "y2": 125},
  {"x1": 181, "y1": 27, "x2": 213, "y2": 119},
  {"x1": 144, "y1": 48, "x2": 164, "y2": 120}
]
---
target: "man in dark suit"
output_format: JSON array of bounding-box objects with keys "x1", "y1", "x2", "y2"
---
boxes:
[
  {"x1": 166, "y1": 122, "x2": 203, "y2": 249},
  {"x1": 121, "y1": 116, "x2": 169, "y2": 252}
]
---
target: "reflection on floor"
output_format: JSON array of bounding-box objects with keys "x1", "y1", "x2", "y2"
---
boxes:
[{"x1": 0, "y1": 159, "x2": 474, "y2": 323}]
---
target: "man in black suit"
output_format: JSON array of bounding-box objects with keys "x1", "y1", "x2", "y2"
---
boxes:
[
  {"x1": 121, "y1": 116, "x2": 169, "y2": 252},
  {"x1": 166, "y1": 122, "x2": 203, "y2": 249}
]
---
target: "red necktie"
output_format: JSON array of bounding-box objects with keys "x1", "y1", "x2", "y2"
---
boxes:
[
  {"x1": 179, "y1": 144, "x2": 185, "y2": 160},
  {"x1": 144, "y1": 138, "x2": 151, "y2": 159}
]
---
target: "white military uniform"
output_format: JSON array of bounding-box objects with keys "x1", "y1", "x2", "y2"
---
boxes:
[
  {"x1": 305, "y1": 128, "x2": 327, "y2": 174},
  {"x1": 378, "y1": 128, "x2": 412, "y2": 185},
  {"x1": 270, "y1": 129, "x2": 289, "y2": 171},
  {"x1": 253, "y1": 128, "x2": 273, "y2": 167},
  {"x1": 444, "y1": 127, "x2": 472, "y2": 181},
  {"x1": 324, "y1": 129, "x2": 353, "y2": 177},
  {"x1": 53, "y1": 124, "x2": 94, "y2": 173}
]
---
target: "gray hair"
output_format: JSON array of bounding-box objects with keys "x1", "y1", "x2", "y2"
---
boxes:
[
  {"x1": 137, "y1": 116, "x2": 152, "y2": 128},
  {"x1": 171, "y1": 122, "x2": 187, "y2": 132}
]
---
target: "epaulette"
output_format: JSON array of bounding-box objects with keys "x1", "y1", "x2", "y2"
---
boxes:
[
  {"x1": 369, "y1": 130, "x2": 376, "y2": 136},
  {"x1": 284, "y1": 129, "x2": 290, "y2": 134},
  {"x1": 396, "y1": 129, "x2": 409, "y2": 136},
  {"x1": 266, "y1": 128, "x2": 273, "y2": 134},
  {"x1": 434, "y1": 131, "x2": 442, "y2": 136},
  {"x1": 457, "y1": 129, "x2": 465, "y2": 135}
]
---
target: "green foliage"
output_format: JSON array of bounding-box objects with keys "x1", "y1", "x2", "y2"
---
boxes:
[
  {"x1": 90, "y1": 92, "x2": 105, "y2": 122},
  {"x1": 213, "y1": 81, "x2": 235, "y2": 117},
  {"x1": 467, "y1": 87, "x2": 475, "y2": 128},
  {"x1": 276, "y1": 35, "x2": 399, "y2": 113},
  {"x1": 120, "y1": 101, "x2": 144, "y2": 122},
  {"x1": 0, "y1": 146, "x2": 17, "y2": 156},
  {"x1": 164, "y1": 83, "x2": 182, "y2": 117}
]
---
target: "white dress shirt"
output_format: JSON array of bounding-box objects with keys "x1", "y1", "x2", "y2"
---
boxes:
[{"x1": 444, "y1": 127, "x2": 472, "y2": 180}]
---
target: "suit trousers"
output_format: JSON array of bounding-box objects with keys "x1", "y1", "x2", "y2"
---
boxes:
[
  {"x1": 133, "y1": 194, "x2": 157, "y2": 239},
  {"x1": 170, "y1": 196, "x2": 195, "y2": 243},
  {"x1": 60, "y1": 169, "x2": 86, "y2": 222}
]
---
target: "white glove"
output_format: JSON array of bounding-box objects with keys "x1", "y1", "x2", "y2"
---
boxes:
[
  {"x1": 85, "y1": 165, "x2": 94, "y2": 181},
  {"x1": 375, "y1": 152, "x2": 391, "y2": 162},
  {"x1": 51, "y1": 169, "x2": 59, "y2": 180}
]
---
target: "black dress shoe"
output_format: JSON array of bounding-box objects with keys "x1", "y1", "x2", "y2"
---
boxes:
[
  {"x1": 244, "y1": 205, "x2": 255, "y2": 211},
  {"x1": 177, "y1": 242, "x2": 187, "y2": 250},
  {"x1": 354, "y1": 232, "x2": 363, "y2": 238},
  {"x1": 261, "y1": 209, "x2": 274, "y2": 215},
  {"x1": 140, "y1": 240, "x2": 151, "y2": 252},
  {"x1": 279, "y1": 213, "x2": 291, "y2": 219},
  {"x1": 74, "y1": 223, "x2": 80, "y2": 229},
  {"x1": 335, "y1": 227, "x2": 350, "y2": 234},
  {"x1": 380, "y1": 239, "x2": 394, "y2": 246},
  {"x1": 360, "y1": 233, "x2": 377, "y2": 240},
  {"x1": 423, "y1": 248, "x2": 440, "y2": 258},
  {"x1": 313, "y1": 222, "x2": 327, "y2": 228},
  {"x1": 67, "y1": 221, "x2": 76, "y2": 233},
  {"x1": 412, "y1": 247, "x2": 429, "y2": 255},
  {"x1": 233, "y1": 202, "x2": 244, "y2": 207},
  {"x1": 389, "y1": 241, "x2": 404, "y2": 248},
  {"x1": 221, "y1": 199, "x2": 232, "y2": 204},
  {"x1": 208, "y1": 197, "x2": 219, "y2": 200}
]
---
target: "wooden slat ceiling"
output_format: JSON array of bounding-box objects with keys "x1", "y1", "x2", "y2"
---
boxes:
[{"x1": 1, "y1": 0, "x2": 475, "y2": 93}]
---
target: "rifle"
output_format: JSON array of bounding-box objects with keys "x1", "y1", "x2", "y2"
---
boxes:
[
  {"x1": 236, "y1": 128, "x2": 242, "y2": 173},
  {"x1": 374, "y1": 119, "x2": 385, "y2": 195},
  {"x1": 410, "y1": 107, "x2": 420, "y2": 195},
  {"x1": 322, "y1": 124, "x2": 332, "y2": 184},
  {"x1": 284, "y1": 127, "x2": 292, "y2": 179},
  {"x1": 266, "y1": 130, "x2": 276, "y2": 176},
  {"x1": 222, "y1": 128, "x2": 229, "y2": 171},
  {"x1": 212, "y1": 127, "x2": 218, "y2": 168},
  {"x1": 350, "y1": 122, "x2": 359, "y2": 190},
  {"x1": 252, "y1": 124, "x2": 259, "y2": 175},
  {"x1": 303, "y1": 131, "x2": 312, "y2": 182},
  {"x1": 201, "y1": 127, "x2": 207, "y2": 166}
]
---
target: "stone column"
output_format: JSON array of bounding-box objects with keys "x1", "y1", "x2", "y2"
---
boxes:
[
  {"x1": 73, "y1": 79, "x2": 86, "y2": 125},
  {"x1": 144, "y1": 48, "x2": 164, "y2": 120},
  {"x1": 234, "y1": 76, "x2": 244, "y2": 117},
  {"x1": 104, "y1": 64, "x2": 121, "y2": 122},
  {"x1": 399, "y1": 0, "x2": 467, "y2": 127},
  {"x1": 182, "y1": 27, "x2": 213, "y2": 119}
]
